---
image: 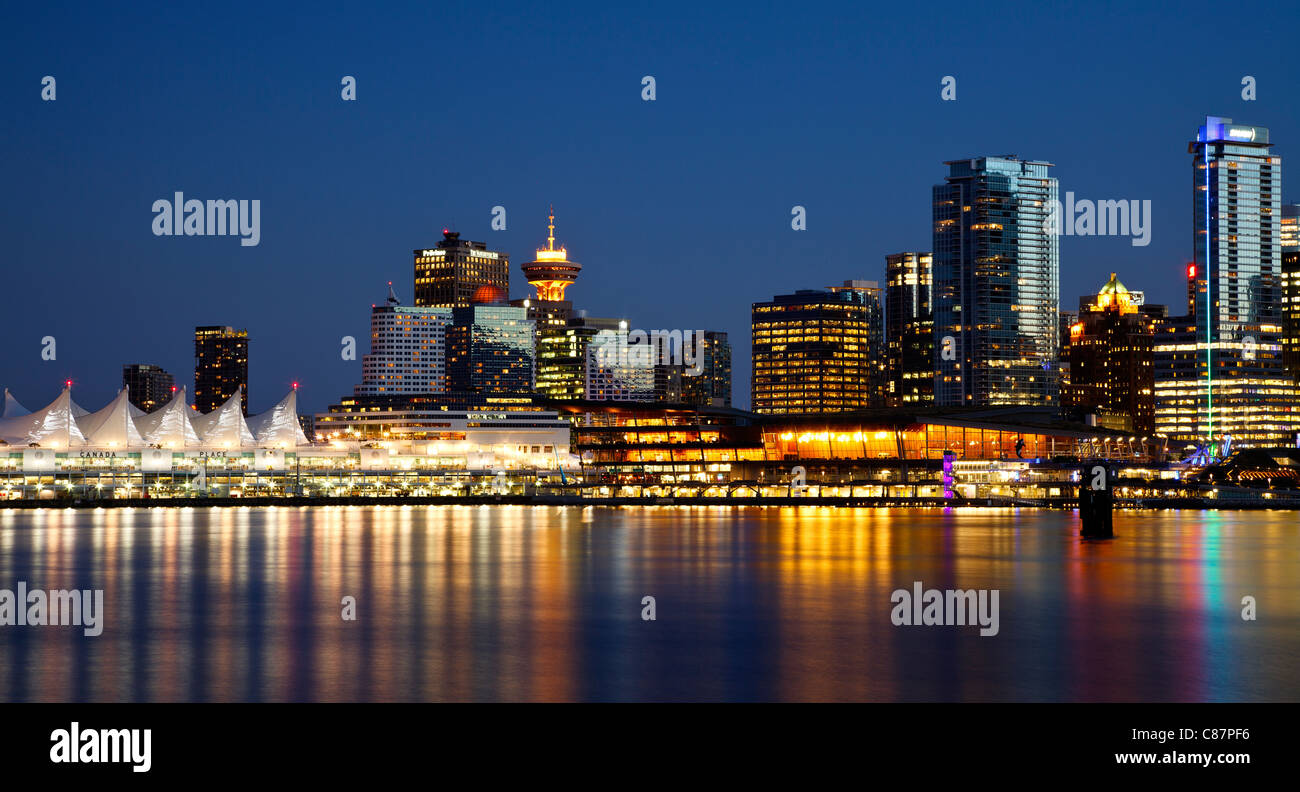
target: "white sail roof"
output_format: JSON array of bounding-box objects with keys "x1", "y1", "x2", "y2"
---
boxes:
[
  {"x1": 1, "y1": 388, "x2": 88, "y2": 447},
  {"x1": 134, "y1": 387, "x2": 202, "y2": 448},
  {"x1": 77, "y1": 388, "x2": 146, "y2": 448},
  {"x1": 248, "y1": 389, "x2": 310, "y2": 447},
  {"x1": 2, "y1": 389, "x2": 28, "y2": 418},
  {"x1": 192, "y1": 391, "x2": 256, "y2": 448}
]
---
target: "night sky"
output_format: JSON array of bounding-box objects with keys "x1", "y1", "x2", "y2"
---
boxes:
[{"x1": 3, "y1": 0, "x2": 1297, "y2": 413}]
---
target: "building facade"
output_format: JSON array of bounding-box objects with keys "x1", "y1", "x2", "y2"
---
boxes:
[
  {"x1": 885, "y1": 253, "x2": 934, "y2": 406},
  {"x1": 682, "y1": 330, "x2": 732, "y2": 407},
  {"x1": 194, "y1": 325, "x2": 248, "y2": 414},
  {"x1": 932, "y1": 156, "x2": 1060, "y2": 407},
  {"x1": 122, "y1": 364, "x2": 174, "y2": 413},
  {"x1": 585, "y1": 323, "x2": 655, "y2": 402},
  {"x1": 355, "y1": 285, "x2": 453, "y2": 396},
  {"x1": 1154, "y1": 118, "x2": 1298, "y2": 448},
  {"x1": 1064, "y1": 274, "x2": 1161, "y2": 435},
  {"x1": 1282, "y1": 204, "x2": 1300, "y2": 382},
  {"x1": 413, "y1": 230, "x2": 510, "y2": 308},
  {"x1": 1155, "y1": 264, "x2": 1299, "y2": 449},
  {"x1": 751, "y1": 287, "x2": 874, "y2": 414},
  {"x1": 446, "y1": 301, "x2": 535, "y2": 394}
]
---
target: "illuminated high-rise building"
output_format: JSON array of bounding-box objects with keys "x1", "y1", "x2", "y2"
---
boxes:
[
  {"x1": 648, "y1": 331, "x2": 733, "y2": 406},
  {"x1": 446, "y1": 287, "x2": 535, "y2": 395},
  {"x1": 355, "y1": 283, "x2": 453, "y2": 395},
  {"x1": 535, "y1": 315, "x2": 623, "y2": 400},
  {"x1": 194, "y1": 325, "x2": 248, "y2": 414},
  {"x1": 1154, "y1": 118, "x2": 1298, "y2": 449},
  {"x1": 1282, "y1": 204, "x2": 1300, "y2": 382},
  {"x1": 885, "y1": 253, "x2": 934, "y2": 406},
  {"x1": 122, "y1": 364, "x2": 174, "y2": 413},
  {"x1": 751, "y1": 287, "x2": 874, "y2": 414},
  {"x1": 682, "y1": 331, "x2": 732, "y2": 407},
  {"x1": 933, "y1": 156, "x2": 1060, "y2": 407},
  {"x1": 413, "y1": 229, "x2": 509, "y2": 308},
  {"x1": 1064, "y1": 274, "x2": 1161, "y2": 435},
  {"x1": 586, "y1": 321, "x2": 655, "y2": 402}
]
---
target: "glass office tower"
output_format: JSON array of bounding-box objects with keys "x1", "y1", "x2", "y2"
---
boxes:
[
  {"x1": 932, "y1": 156, "x2": 1059, "y2": 407},
  {"x1": 1153, "y1": 118, "x2": 1298, "y2": 448},
  {"x1": 446, "y1": 303, "x2": 535, "y2": 394},
  {"x1": 885, "y1": 252, "x2": 934, "y2": 406}
]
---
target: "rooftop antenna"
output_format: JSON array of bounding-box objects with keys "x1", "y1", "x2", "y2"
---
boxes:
[{"x1": 386, "y1": 281, "x2": 401, "y2": 305}]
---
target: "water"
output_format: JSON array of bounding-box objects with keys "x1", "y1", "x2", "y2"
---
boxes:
[{"x1": 0, "y1": 505, "x2": 1295, "y2": 702}]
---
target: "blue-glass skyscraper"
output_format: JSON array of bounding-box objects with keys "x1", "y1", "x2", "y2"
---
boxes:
[
  {"x1": 1153, "y1": 117, "x2": 1298, "y2": 448},
  {"x1": 932, "y1": 156, "x2": 1060, "y2": 407}
]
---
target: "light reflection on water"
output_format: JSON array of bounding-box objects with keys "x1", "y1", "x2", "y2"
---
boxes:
[{"x1": 0, "y1": 505, "x2": 1295, "y2": 702}]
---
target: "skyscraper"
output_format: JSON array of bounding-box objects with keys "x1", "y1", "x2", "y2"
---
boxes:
[
  {"x1": 355, "y1": 284, "x2": 453, "y2": 395},
  {"x1": 585, "y1": 321, "x2": 655, "y2": 402},
  {"x1": 751, "y1": 287, "x2": 874, "y2": 414},
  {"x1": 885, "y1": 252, "x2": 934, "y2": 406},
  {"x1": 932, "y1": 156, "x2": 1059, "y2": 407},
  {"x1": 682, "y1": 330, "x2": 732, "y2": 407},
  {"x1": 413, "y1": 229, "x2": 510, "y2": 308},
  {"x1": 1064, "y1": 274, "x2": 1162, "y2": 435},
  {"x1": 122, "y1": 364, "x2": 174, "y2": 413},
  {"x1": 831, "y1": 280, "x2": 887, "y2": 407},
  {"x1": 535, "y1": 315, "x2": 623, "y2": 400},
  {"x1": 1190, "y1": 117, "x2": 1281, "y2": 327},
  {"x1": 1282, "y1": 204, "x2": 1300, "y2": 382},
  {"x1": 446, "y1": 290, "x2": 535, "y2": 394},
  {"x1": 194, "y1": 326, "x2": 248, "y2": 414},
  {"x1": 1154, "y1": 118, "x2": 1298, "y2": 448}
]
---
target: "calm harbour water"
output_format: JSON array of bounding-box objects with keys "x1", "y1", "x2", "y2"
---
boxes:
[{"x1": 0, "y1": 505, "x2": 1296, "y2": 702}]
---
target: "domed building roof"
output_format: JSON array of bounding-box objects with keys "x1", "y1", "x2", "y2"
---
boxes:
[
  {"x1": 1094, "y1": 272, "x2": 1137, "y2": 313},
  {"x1": 1098, "y1": 272, "x2": 1128, "y2": 295},
  {"x1": 470, "y1": 284, "x2": 508, "y2": 305}
]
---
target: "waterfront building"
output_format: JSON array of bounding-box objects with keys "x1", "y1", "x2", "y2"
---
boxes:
[
  {"x1": 932, "y1": 156, "x2": 1060, "y2": 407},
  {"x1": 556, "y1": 402, "x2": 1146, "y2": 500},
  {"x1": 194, "y1": 325, "x2": 248, "y2": 414},
  {"x1": 122, "y1": 364, "x2": 174, "y2": 413}
]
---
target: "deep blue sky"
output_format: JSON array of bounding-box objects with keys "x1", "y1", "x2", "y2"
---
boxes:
[{"x1": 3, "y1": 0, "x2": 1296, "y2": 413}]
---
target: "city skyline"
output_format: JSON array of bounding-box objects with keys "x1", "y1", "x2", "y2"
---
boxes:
[{"x1": 4, "y1": 2, "x2": 1299, "y2": 415}]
